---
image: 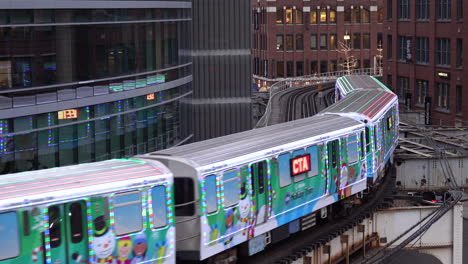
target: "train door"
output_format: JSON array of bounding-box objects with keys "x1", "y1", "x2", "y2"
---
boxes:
[
  {"x1": 45, "y1": 201, "x2": 88, "y2": 264},
  {"x1": 250, "y1": 160, "x2": 269, "y2": 225},
  {"x1": 327, "y1": 139, "x2": 340, "y2": 194}
]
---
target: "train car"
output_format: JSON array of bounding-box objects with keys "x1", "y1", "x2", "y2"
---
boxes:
[
  {"x1": 0, "y1": 159, "x2": 175, "y2": 264},
  {"x1": 324, "y1": 76, "x2": 399, "y2": 182},
  {"x1": 142, "y1": 113, "x2": 370, "y2": 262}
]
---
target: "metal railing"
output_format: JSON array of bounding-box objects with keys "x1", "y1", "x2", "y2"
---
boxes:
[{"x1": 255, "y1": 67, "x2": 383, "y2": 128}]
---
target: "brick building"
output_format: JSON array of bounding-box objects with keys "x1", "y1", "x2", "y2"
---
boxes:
[
  {"x1": 383, "y1": 0, "x2": 467, "y2": 124},
  {"x1": 252, "y1": 0, "x2": 384, "y2": 89}
]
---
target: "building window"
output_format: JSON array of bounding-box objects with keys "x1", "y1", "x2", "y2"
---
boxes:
[
  {"x1": 416, "y1": 0, "x2": 430, "y2": 20},
  {"x1": 363, "y1": 59, "x2": 370, "y2": 68},
  {"x1": 329, "y1": 9, "x2": 337, "y2": 23},
  {"x1": 296, "y1": 34, "x2": 304, "y2": 50},
  {"x1": 330, "y1": 34, "x2": 337, "y2": 50},
  {"x1": 416, "y1": 37, "x2": 429, "y2": 64},
  {"x1": 286, "y1": 34, "x2": 294, "y2": 51},
  {"x1": 320, "y1": 8, "x2": 327, "y2": 23},
  {"x1": 286, "y1": 61, "x2": 294, "y2": 77},
  {"x1": 296, "y1": 9, "x2": 303, "y2": 24},
  {"x1": 363, "y1": 33, "x2": 371, "y2": 49},
  {"x1": 398, "y1": 0, "x2": 410, "y2": 19},
  {"x1": 398, "y1": 36, "x2": 411, "y2": 62},
  {"x1": 311, "y1": 61, "x2": 318, "y2": 74},
  {"x1": 416, "y1": 79, "x2": 429, "y2": 105},
  {"x1": 352, "y1": 7, "x2": 361, "y2": 23},
  {"x1": 362, "y1": 8, "x2": 370, "y2": 23},
  {"x1": 320, "y1": 34, "x2": 328, "y2": 50},
  {"x1": 320, "y1": 60, "x2": 328, "y2": 73},
  {"x1": 387, "y1": 35, "x2": 393, "y2": 59},
  {"x1": 310, "y1": 9, "x2": 318, "y2": 23},
  {"x1": 311, "y1": 34, "x2": 317, "y2": 50},
  {"x1": 456, "y1": 85, "x2": 462, "y2": 113},
  {"x1": 285, "y1": 8, "x2": 293, "y2": 24},
  {"x1": 296, "y1": 61, "x2": 304, "y2": 76},
  {"x1": 457, "y1": 0, "x2": 463, "y2": 20},
  {"x1": 276, "y1": 9, "x2": 284, "y2": 24},
  {"x1": 436, "y1": 38, "x2": 451, "y2": 66},
  {"x1": 345, "y1": 8, "x2": 352, "y2": 23},
  {"x1": 353, "y1": 33, "x2": 361, "y2": 49},
  {"x1": 329, "y1": 60, "x2": 338, "y2": 72},
  {"x1": 437, "y1": 0, "x2": 451, "y2": 20},
  {"x1": 378, "y1": 8, "x2": 384, "y2": 22},
  {"x1": 388, "y1": 0, "x2": 393, "y2": 19},
  {"x1": 397, "y1": 76, "x2": 409, "y2": 100},
  {"x1": 387, "y1": 75, "x2": 393, "y2": 89},
  {"x1": 436, "y1": 82, "x2": 450, "y2": 110},
  {"x1": 276, "y1": 35, "x2": 284, "y2": 51},
  {"x1": 456, "y1": 39, "x2": 463, "y2": 68},
  {"x1": 277, "y1": 61, "x2": 284, "y2": 77}
]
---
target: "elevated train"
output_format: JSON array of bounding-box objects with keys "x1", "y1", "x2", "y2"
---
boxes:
[{"x1": 0, "y1": 75, "x2": 398, "y2": 264}]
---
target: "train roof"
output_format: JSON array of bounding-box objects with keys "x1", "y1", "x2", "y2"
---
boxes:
[
  {"x1": 320, "y1": 89, "x2": 397, "y2": 121},
  {"x1": 148, "y1": 115, "x2": 363, "y2": 173},
  {"x1": 0, "y1": 159, "x2": 172, "y2": 211},
  {"x1": 336, "y1": 75, "x2": 391, "y2": 96}
]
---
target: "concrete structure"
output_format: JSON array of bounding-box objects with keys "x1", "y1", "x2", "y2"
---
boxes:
[
  {"x1": 383, "y1": 0, "x2": 468, "y2": 125},
  {"x1": 252, "y1": 0, "x2": 384, "y2": 89},
  {"x1": 191, "y1": 0, "x2": 253, "y2": 141}
]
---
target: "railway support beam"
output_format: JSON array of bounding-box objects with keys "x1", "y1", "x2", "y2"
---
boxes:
[
  {"x1": 322, "y1": 245, "x2": 331, "y2": 264},
  {"x1": 357, "y1": 224, "x2": 366, "y2": 256},
  {"x1": 340, "y1": 234, "x2": 350, "y2": 264}
]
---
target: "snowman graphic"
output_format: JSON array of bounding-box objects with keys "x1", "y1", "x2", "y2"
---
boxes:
[{"x1": 93, "y1": 216, "x2": 115, "y2": 263}]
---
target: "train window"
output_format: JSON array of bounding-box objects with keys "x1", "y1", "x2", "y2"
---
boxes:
[
  {"x1": 387, "y1": 116, "x2": 393, "y2": 130},
  {"x1": 48, "y1": 206, "x2": 61, "y2": 248},
  {"x1": 223, "y1": 170, "x2": 240, "y2": 207},
  {"x1": 69, "y1": 203, "x2": 83, "y2": 243},
  {"x1": 278, "y1": 153, "x2": 292, "y2": 187},
  {"x1": 348, "y1": 135, "x2": 359, "y2": 164},
  {"x1": 360, "y1": 132, "x2": 364, "y2": 158},
  {"x1": 22, "y1": 211, "x2": 30, "y2": 236},
  {"x1": 174, "y1": 178, "x2": 195, "y2": 216},
  {"x1": 365, "y1": 127, "x2": 371, "y2": 153},
  {"x1": 292, "y1": 149, "x2": 307, "y2": 182},
  {"x1": 331, "y1": 140, "x2": 338, "y2": 168},
  {"x1": 204, "y1": 175, "x2": 218, "y2": 213},
  {"x1": 306, "y1": 145, "x2": 319, "y2": 177},
  {"x1": 114, "y1": 192, "x2": 142, "y2": 235},
  {"x1": 0, "y1": 212, "x2": 19, "y2": 260},
  {"x1": 257, "y1": 162, "x2": 265, "y2": 194},
  {"x1": 152, "y1": 186, "x2": 168, "y2": 228},
  {"x1": 374, "y1": 126, "x2": 378, "y2": 149}
]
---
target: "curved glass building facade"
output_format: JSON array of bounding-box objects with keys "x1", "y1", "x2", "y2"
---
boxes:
[{"x1": 0, "y1": 2, "x2": 192, "y2": 173}]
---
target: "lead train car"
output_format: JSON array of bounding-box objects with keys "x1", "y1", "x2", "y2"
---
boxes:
[
  {"x1": 141, "y1": 114, "x2": 370, "y2": 261},
  {"x1": 0, "y1": 159, "x2": 175, "y2": 264},
  {"x1": 329, "y1": 75, "x2": 399, "y2": 182}
]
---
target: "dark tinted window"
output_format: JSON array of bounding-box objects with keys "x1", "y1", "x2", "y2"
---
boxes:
[
  {"x1": 22, "y1": 211, "x2": 30, "y2": 236},
  {"x1": 175, "y1": 177, "x2": 195, "y2": 216},
  {"x1": 69, "y1": 203, "x2": 83, "y2": 243},
  {"x1": 48, "y1": 206, "x2": 61, "y2": 248}
]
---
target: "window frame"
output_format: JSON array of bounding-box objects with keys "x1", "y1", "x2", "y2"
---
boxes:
[
  {"x1": 151, "y1": 185, "x2": 169, "y2": 229},
  {"x1": 113, "y1": 190, "x2": 143, "y2": 236},
  {"x1": 0, "y1": 212, "x2": 20, "y2": 261},
  {"x1": 222, "y1": 169, "x2": 240, "y2": 208}
]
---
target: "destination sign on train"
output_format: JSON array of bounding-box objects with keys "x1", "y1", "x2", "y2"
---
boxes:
[{"x1": 290, "y1": 154, "x2": 311, "y2": 176}]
